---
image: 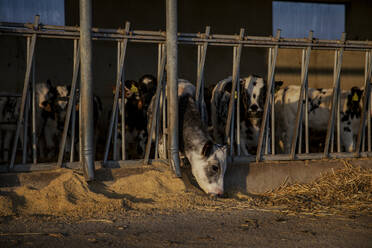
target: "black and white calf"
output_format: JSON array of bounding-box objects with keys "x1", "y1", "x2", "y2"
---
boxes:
[
  {"x1": 113, "y1": 75, "x2": 158, "y2": 159},
  {"x1": 211, "y1": 75, "x2": 280, "y2": 155},
  {"x1": 156, "y1": 81, "x2": 227, "y2": 196},
  {"x1": 274, "y1": 85, "x2": 364, "y2": 153}
]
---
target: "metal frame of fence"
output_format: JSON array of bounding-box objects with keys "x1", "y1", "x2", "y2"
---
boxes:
[{"x1": 0, "y1": 13, "x2": 371, "y2": 175}]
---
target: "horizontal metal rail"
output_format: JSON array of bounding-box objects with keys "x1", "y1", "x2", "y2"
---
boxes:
[{"x1": 1, "y1": 22, "x2": 372, "y2": 50}]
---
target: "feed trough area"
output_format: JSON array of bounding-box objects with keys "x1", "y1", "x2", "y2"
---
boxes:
[{"x1": 0, "y1": 0, "x2": 371, "y2": 247}]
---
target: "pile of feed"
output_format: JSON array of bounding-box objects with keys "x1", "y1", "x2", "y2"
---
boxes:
[
  {"x1": 259, "y1": 163, "x2": 372, "y2": 216},
  {"x1": 0, "y1": 163, "x2": 371, "y2": 220}
]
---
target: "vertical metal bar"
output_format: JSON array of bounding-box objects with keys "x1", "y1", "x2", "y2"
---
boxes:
[
  {"x1": 368, "y1": 51, "x2": 372, "y2": 152},
  {"x1": 330, "y1": 50, "x2": 338, "y2": 153},
  {"x1": 166, "y1": 0, "x2": 181, "y2": 176},
  {"x1": 80, "y1": 0, "x2": 95, "y2": 180},
  {"x1": 57, "y1": 39, "x2": 80, "y2": 167},
  {"x1": 355, "y1": 50, "x2": 372, "y2": 156},
  {"x1": 290, "y1": 31, "x2": 312, "y2": 159},
  {"x1": 10, "y1": 15, "x2": 39, "y2": 170},
  {"x1": 113, "y1": 41, "x2": 121, "y2": 161},
  {"x1": 103, "y1": 22, "x2": 130, "y2": 164},
  {"x1": 70, "y1": 94, "x2": 76, "y2": 162},
  {"x1": 121, "y1": 41, "x2": 126, "y2": 160},
  {"x1": 230, "y1": 46, "x2": 237, "y2": 156},
  {"x1": 31, "y1": 37, "x2": 37, "y2": 164},
  {"x1": 297, "y1": 49, "x2": 306, "y2": 155},
  {"x1": 236, "y1": 47, "x2": 241, "y2": 156},
  {"x1": 195, "y1": 26, "x2": 210, "y2": 124},
  {"x1": 225, "y1": 29, "x2": 244, "y2": 156},
  {"x1": 337, "y1": 64, "x2": 342, "y2": 153},
  {"x1": 154, "y1": 43, "x2": 164, "y2": 159},
  {"x1": 256, "y1": 30, "x2": 280, "y2": 162},
  {"x1": 113, "y1": 105, "x2": 119, "y2": 160},
  {"x1": 324, "y1": 33, "x2": 346, "y2": 157},
  {"x1": 270, "y1": 48, "x2": 276, "y2": 155},
  {"x1": 22, "y1": 90, "x2": 30, "y2": 164},
  {"x1": 162, "y1": 45, "x2": 168, "y2": 160},
  {"x1": 304, "y1": 52, "x2": 310, "y2": 154},
  {"x1": 144, "y1": 46, "x2": 166, "y2": 164},
  {"x1": 22, "y1": 37, "x2": 31, "y2": 165}
]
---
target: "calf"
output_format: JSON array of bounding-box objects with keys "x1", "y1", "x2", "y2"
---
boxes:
[
  {"x1": 211, "y1": 75, "x2": 278, "y2": 155},
  {"x1": 156, "y1": 81, "x2": 227, "y2": 196},
  {"x1": 274, "y1": 85, "x2": 364, "y2": 153},
  {"x1": 113, "y1": 75, "x2": 157, "y2": 159}
]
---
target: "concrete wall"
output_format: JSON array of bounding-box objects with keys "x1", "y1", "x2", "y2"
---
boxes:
[{"x1": 1, "y1": 0, "x2": 371, "y2": 106}]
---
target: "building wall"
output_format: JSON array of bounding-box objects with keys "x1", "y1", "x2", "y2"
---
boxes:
[{"x1": 1, "y1": 0, "x2": 371, "y2": 105}]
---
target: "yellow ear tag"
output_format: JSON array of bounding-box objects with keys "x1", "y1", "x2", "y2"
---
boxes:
[
  {"x1": 130, "y1": 85, "x2": 138, "y2": 94},
  {"x1": 235, "y1": 91, "x2": 238, "y2": 99},
  {"x1": 352, "y1": 92, "x2": 359, "y2": 102}
]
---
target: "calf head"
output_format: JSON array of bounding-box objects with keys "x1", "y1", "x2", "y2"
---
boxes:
[
  {"x1": 36, "y1": 80, "x2": 57, "y2": 112},
  {"x1": 241, "y1": 75, "x2": 266, "y2": 117},
  {"x1": 191, "y1": 140, "x2": 227, "y2": 196},
  {"x1": 346, "y1": 86, "x2": 363, "y2": 119},
  {"x1": 138, "y1": 74, "x2": 157, "y2": 110}
]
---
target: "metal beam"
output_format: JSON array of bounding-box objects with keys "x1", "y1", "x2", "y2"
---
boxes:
[
  {"x1": 79, "y1": 0, "x2": 95, "y2": 181},
  {"x1": 166, "y1": 0, "x2": 181, "y2": 177}
]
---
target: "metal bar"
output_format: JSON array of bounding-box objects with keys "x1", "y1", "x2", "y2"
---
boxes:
[
  {"x1": 154, "y1": 44, "x2": 164, "y2": 159},
  {"x1": 162, "y1": 46, "x2": 168, "y2": 160},
  {"x1": 236, "y1": 47, "x2": 241, "y2": 156},
  {"x1": 330, "y1": 51, "x2": 338, "y2": 153},
  {"x1": 230, "y1": 47, "x2": 237, "y2": 156},
  {"x1": 57, "y1": 39, "x2": 80, "y2": 167},
  {"x1": 195, "y1": 26, "x2": 210, "y2": 122},
  {"x1": 144, "y1": 44, "x2": 166, "y2": 164},
  {"x1": 368, "y1": 51, "x2": 372, "y2": 152},
  {"x1": 355, "y1": 50, "x2": 372, "y2": 156},
  {"x1": 113, "y1": 105, "x2": 119, "y2": 160},
  {"x1": 297, "y1": 49, "x2": 305, "y2": 155},
  {"x1": 22, "y1": 89, "x2": 30, "y2": 164},
  {"x1": 113, "y1": 41, "x2": 120, "y2": 161},
  {"x1": 256, "y1": 30, "x2": 280, "y2": 162},
  {"x1": 269, "y1": 48, "x2": 276, "y2": 155},
  {"x1": 120, "y1": 41, "x2": 126, "y2": 160},
  {"x1": 70, "y1": 93, "x2": 77, "y2": 162},
  {"x1": 79, "y1": 0, "x2": 95, "y2": 180},
  {"x1": 9, "y1": 15, "x2": 39, "y2": 170},
  {"x1": 324, "y1": 33, "x2": 346, "y2": 157},
  {"x1": 290, "y1": 31, "x2": 312, "y2": 159},
  {"x1": 31, "y1": 37, "x2": 37, "y2": 164},
  {"x1": 103, "y1": 22, "x2": 130, "y2": 164},
  {"x1": 22, "y1": 37, "x2": 31, "y2": 165},
  {"x1": 225, "y1": 29, "x2": 244, "y2": 156},
  {"x1": 166, "y1": 0, "x2": 181, "y2": 177}
]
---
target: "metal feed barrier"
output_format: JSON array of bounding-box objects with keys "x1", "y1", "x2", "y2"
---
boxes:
[{"x1": 0, "y1": 14, "x2": 371, "y2": 175}]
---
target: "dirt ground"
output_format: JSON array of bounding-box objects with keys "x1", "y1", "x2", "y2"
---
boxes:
[{"x1": 0, "y1": 164, "x2": 371, "y2": 247}]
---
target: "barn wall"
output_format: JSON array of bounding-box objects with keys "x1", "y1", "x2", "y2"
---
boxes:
[{"x1": 1, "y1": 0, "x2": 371, "y2": 106}]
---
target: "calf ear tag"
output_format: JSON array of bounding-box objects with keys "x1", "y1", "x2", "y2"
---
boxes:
[
  {"x1": 130, "y1": 85, "x2": 139, "y2": 94},
  {"x1": 235, "y1": 91, "x2": 238, "y2": 99},
  {"x1": 352, "y1": 92, "x2": 359, "y2": 102}
]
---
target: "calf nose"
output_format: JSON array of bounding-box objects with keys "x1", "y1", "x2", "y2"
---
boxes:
[{"x1": 250, "y1": 104, "x2": 258, "y2": 112}]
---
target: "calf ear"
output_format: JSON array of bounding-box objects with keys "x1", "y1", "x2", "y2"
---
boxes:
[{"x1": 201, "y1": 140, "x2": 214, "y2": 157}]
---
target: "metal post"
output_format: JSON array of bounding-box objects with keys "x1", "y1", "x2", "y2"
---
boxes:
[
  {"x1": 330, "y1": 51, "x2": 338, "y2": 153},
  {"x1": 23, "y1": 37, "x2": 31, "y2": 165},
  {"x1": 70, "y1": 94, "x2": 77, "y2": 162},
  {"x1": 144, "y1": 45, "x2": 166, "y2": 164},
  {"x1": 195, "y1": 26, "x2": 210, "y2": 124},
  {"x1": 31, "y1": 37, "x2": 37, "y2": 164},
  {"x1": 324, "y1": 33, "x2": 346, "y2": 157},
  {"x1": 79, "y1": 0, "x2": 95, "y2": 180},
  {"x1": 166, "y1": 0, "x2": 181, "y2": 176},
  {"x1": 113, "y1": 105, "x2": 118, "y2": 160},
  {"x1": 256, "y1": 30, "x2": 280, "y2": 162},
  {"x1": 355, "y1": 49, "x2": 372, "y2": 156},
  {"x1": 120, "y1": 41, "x2": 126, "y2": 160},
  {"x1": 368, "y1": 51, "x2": 372, "y2": 152},
  {"x1": 236, "y1": 47, "x2": 241, "y2": 156},
  {"x1": 154, "y1": 44, "x2": 165, "y2": 159},
  {"x1": 9, "y1": 15, "x2": 39, "y2": 170},
  {"x1": 57, "y1": 39, "x2": 80, "y2": 167},
  {"x1": 225, "y1": 28, "x2": 244, "y2": 156},
  {"x1": 290, "y1": 31, "x2": 312, "y2": 159},
  {"x1": 103, "y1": 22, "x2": 130, "y2": 164},
  {"x1": 162, "y1": 46, "x2": 168, "y2": 160},
  {"x1": 269, "y1": 48, "x2": 276, "y2": 155}
]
